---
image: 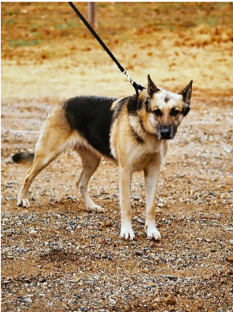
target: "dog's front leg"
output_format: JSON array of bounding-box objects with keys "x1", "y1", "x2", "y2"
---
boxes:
[
  {"x1": 144, "y1": 155, "x2": 162, "y2": 240},
  {"x1": 119, "y1": 166, "x2": 134, "y2": 240}
]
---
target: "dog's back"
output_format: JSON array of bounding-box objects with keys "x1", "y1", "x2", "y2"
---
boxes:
[{"x1": 64, "y1": 96, "x2": 117, "y2": 157}]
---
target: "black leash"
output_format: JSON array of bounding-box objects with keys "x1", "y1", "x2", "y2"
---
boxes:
[{"x1": 68, "y1": 2, "x2": 145, "y2": 95}]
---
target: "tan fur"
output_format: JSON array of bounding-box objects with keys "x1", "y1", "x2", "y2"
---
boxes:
[
  {"x1": 110, "y1": 99, "x2": 166, "y2": 240},
  {"x1": 14, "y1": 76, "x2": 192, "y2": 240}
]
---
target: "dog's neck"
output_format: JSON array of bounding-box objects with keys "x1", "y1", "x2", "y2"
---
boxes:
[{"x1": 128, "y1": 114, "x2": 160, "y2": 143}]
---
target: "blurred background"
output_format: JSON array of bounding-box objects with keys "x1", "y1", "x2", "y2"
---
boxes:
[{"x1": 1, "y1": 2, "x2": 233, "y2": 100}]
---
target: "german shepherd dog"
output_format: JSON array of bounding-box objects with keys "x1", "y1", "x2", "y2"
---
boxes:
[{"x1": 12, "y1": 75, "x2": 192, "y2": 240}]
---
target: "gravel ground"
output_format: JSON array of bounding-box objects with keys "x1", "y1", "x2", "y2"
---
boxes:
[{"x1": 1, "y1": 96, "x2": 233, "y2": 312}]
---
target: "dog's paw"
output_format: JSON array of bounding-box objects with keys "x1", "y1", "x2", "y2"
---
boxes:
[
  {"x1": 87, "y1": 204, "x2": 105, "y2": 213},
  {"x1": 146, "y1": 227, "x2": 161, "y2": 240},
  {"x1": 17, "y1": 198, "x2": 30, "y2": 208},
  {"x1": 120, "y1": 225, "x2": 135, "y2": 240}
]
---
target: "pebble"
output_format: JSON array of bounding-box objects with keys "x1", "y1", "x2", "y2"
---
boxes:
[
  {"x1": 136, "y1": 218, "x2": 145, "y2": 224},
  {"x1": 22, "y1": 296, "x2": 32, "y2": 303},
  {"x1": 226, "y1": 255, "x2": 233, "y2": 263},
  {"x1": 166, "y1": 294, "x2": 177, "y2": 305},
  {"x1": 132, "y1": 193, "x2": 140, "y2": 200},
  {"x1": 166, "y1": 275, "x2": 178, "y2": 281}
]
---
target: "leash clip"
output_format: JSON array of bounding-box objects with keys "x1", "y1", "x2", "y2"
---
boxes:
[{"x1": 123, "y1": 71, "x2": 146, "y2": 96}]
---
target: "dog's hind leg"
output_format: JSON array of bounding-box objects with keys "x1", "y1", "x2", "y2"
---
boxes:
[
  {"x1": 75, "y1": 146, "x2": 104, "y2": 213},
  {"x1": 17, "y1": 106, "x2": 71, "y2": 207}
]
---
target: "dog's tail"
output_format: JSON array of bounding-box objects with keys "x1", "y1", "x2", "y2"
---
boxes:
[{"x1": 12, "y1": 152, "x2": 34, "y2": 165}]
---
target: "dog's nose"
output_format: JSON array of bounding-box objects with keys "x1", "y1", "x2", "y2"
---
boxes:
[{"x1": 160, "y1": 127, "x2": 171, "y2": 139}]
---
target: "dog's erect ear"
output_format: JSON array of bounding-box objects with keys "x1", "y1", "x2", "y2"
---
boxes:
[
  {"x1": 180, "y1": 80, "x2": 193, "y2": 116},
  {"x1": 147, "y1": 75, "x2": 160, "y2": 97},
  {"x1": 180, "y1": 80, "x2": 193, "y2": 104}
]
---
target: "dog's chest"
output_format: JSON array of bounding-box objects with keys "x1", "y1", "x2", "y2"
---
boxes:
[{"x1": 130, "y1": 139, "x2": 162, "y2": 170}]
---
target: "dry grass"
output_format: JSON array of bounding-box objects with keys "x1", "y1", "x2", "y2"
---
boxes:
[{"x1": 1, "y1": 2, "x2": 233, "y2": 100}]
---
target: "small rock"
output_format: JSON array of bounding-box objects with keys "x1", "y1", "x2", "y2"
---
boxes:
[
  {"x1": 226, "y1": 269, "x2": 233, "y2": 275},
  {"x1": 166, "y1": 275, "x2": 177, "y2": 281},
  {"x1": 104, "y1": 222, "x2": 112, "y2": 227},
  {"x1": 132, "y1": 193, "x2": 140, "y2": 200},
  {"x1": 226, "y1": 255, "x2": 233, "y2": 263},
  {"x1": 22, "y1": 296, "x2": 32, "y2": 303},
  {"x1": 109, "y1": 298, "x2": 116, "y2": 305},
  {"x1": 136, "y1": 218, "x2": 145, "y2": 224},
  {"x1": 166, "y1": 294, "x2": 176, "y2": 305},
  {"x1": 154, "y1": 297, "x2": 164, "y2": 304}
]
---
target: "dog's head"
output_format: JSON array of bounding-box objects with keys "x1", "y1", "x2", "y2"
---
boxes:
[{"x1": 138, "y1": 75, "x2": 193, "y2": 140}]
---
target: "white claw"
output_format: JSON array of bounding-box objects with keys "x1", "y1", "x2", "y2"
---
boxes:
[
  {"x1": 87, "y1": 204, "x2": 105, "y2": 213},
  {"x1": 17, "y1": 198, "x2": 30, "y2": 208},
  {"x1": 120, "y1": 225, "x2": 135, "y2": 240},
  {"x1": 147, "y1": 227, "x2": 161, "y2": 240}
]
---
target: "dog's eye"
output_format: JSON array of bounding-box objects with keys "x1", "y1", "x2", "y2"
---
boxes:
[
  {"x1": 153, "y1": 109, "x2": 163, "y2": 117},
  {"x1": 170, "y1": 108, "x2": 180, "y2": 117}
]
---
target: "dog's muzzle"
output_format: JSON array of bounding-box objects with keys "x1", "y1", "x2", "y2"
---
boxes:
[{"x1": 157, "y1": 125, "x2": 176, "y2": 140}]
